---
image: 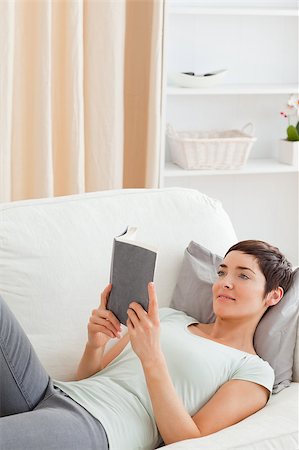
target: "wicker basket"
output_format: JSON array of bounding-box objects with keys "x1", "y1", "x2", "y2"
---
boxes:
[{"x1": 167, "y1": 123, "x2": 256, "y2": 170}]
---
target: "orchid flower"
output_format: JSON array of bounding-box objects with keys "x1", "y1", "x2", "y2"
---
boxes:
[{"x1": 280, "y1": 94, "x2": 299, "y2": 141}]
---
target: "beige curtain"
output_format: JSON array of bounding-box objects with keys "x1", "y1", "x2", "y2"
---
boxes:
[{"x1": 0, "y1": 0, "x2": 164, "y2": 202}]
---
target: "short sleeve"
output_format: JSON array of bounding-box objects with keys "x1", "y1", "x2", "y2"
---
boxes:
[{"x1": 231, "y1": 355, "x2": 275, "y2": 394}]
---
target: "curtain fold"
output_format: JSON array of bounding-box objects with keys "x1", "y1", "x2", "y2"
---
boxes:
[
  {"x1": 0, "y1": 0, "x2": 14, "y2": 202},
  {"x1": 145, "y1": 0, "x2": 165, "y2": 188},
  {"x1": 12, "y1": 1, "x2": 54, "y2": 199},
  {"x1": 0, "y1": 0, "x2": 164, "y2": 202},
  {"x1": 83, "y1": 0, "x2": 125, "y2": 192},
  {"x1": 51, "y1": 0, "x2": 85, "y2": 196},
  {"x1": 123, "y1": 0, "x2": 164, "y2": 189}
]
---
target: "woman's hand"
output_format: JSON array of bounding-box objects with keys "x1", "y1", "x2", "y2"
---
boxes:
[
  {"x1": 127, "y1": 282, "x2": 162, "y2": 367},
  {"x1": 76, "y1": 284, "x2": 123, "y2": 380},
  {"x1": 87, "y1": 284, "x2": 122, "y2": 349}
]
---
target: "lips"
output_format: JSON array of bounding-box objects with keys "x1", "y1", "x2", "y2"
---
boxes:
[{"x1": 217, "y1": 294, "x2": 236, "y2": 302}]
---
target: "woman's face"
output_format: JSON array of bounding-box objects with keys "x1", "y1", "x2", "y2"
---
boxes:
[{"x1": 212, "y1": 250, "x2": 268, "y2": 320}]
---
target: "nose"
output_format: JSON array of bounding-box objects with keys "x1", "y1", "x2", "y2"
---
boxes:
[{"x1": 221, "y1": 276, "x2": 233, "y2": 289}]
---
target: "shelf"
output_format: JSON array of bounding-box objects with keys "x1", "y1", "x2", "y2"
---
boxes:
[
  {"x1": 168, "y1": 6, "x2": 298, "y2": 17},
  {"x1": 164, "y1": 158, "x2": 299, "y2": 177},
  {"x1": 167, "y1": 84, "x2": 298, "y2": 95}
]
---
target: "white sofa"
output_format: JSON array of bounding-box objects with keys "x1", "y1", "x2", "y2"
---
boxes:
[{"x1": 0, "y1": 187, "x2": 298, "y2": 450}]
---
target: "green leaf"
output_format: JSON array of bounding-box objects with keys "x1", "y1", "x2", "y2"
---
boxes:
[
  {"x1": 287, "y1": 125, "x2": 299, "y2": 141},
  {"x1": 296, "y1": 121, "x2": 299, "y2": 135}
]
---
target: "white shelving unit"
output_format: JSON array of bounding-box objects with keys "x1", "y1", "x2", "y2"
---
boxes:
[
  {"x1": 165, "y1": 158, "x2": 299, "y2": 177},
  {"x1": 160, "y1": 1, "x2": 299, "y2": 264},
  {"x1": 168, "y1": 6, "x2": 298, "y2": 16},
  {"x1": 167, "y1": 85, "x2": 297, "y2": 95}
]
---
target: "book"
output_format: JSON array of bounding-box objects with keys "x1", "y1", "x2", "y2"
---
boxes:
[{"x1": 107, "y1": 227, "x2": 158, "y2": 325}]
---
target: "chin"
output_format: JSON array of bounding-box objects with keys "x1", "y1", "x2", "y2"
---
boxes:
[{"x1": 213, "y1": 302, "x2": 236, "y2": 319}]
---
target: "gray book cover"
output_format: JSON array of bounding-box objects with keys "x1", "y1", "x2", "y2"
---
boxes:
[{"x1": 107, "y1": 228, "x2": 157, "y2": 325}]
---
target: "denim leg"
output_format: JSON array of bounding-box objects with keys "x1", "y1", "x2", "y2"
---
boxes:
[
  {"x1": 0, "y1": 295, "x2": 50, "y2": 416},
  {"x1": 0, "y1": 385, "x2": 109, "y2": 450}
]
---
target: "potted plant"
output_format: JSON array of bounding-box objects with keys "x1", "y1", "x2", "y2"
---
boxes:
[{"x1": 279, "y1": 94, "x2": 299, "y2": 166}]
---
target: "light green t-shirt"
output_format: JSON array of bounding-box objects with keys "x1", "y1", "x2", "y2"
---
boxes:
[{"x1": 54, "y1": 308, "x2": 274, "y2": 450}]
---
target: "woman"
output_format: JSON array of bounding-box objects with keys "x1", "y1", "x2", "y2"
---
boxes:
[{"x1": 0, "y1": 240, "x2": 294, "y2": 450}]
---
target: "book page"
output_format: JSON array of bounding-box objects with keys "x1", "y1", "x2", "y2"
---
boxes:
[{"x1": 116, "y1": 226, "x2": 157, "y2": 253}]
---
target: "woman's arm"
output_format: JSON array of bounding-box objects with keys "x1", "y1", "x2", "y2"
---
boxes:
[
  {"x1": 143, "y1": 363, "x2": 269, "y2": 443},
  {"x1": 76, "y1": 284, "x2": 127, "y2": 380},
  {"x1": 127, "y1": 283, "x2": 201, "y2": 443},
  {"x1": 141, "y1": 353, "x2": 202, "y2": 443},
  {"x1": 127, "y1": 283, "x2": 269, "y2": 445},
  {"x1": 76, "y1": 333, "x2": 130, "y2": 380},
  {"x1": 191, "y1": 379, "x2": 269, "y2": 437}
]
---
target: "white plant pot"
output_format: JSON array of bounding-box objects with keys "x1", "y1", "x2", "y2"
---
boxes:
[{"x1": 278, "y1": 140, "x2": 299, "y2": 167}]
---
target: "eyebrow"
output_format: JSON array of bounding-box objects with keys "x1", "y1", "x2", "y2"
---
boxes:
[{"x1": 219, "y1": 263, "x2": 256, "y2": 274}]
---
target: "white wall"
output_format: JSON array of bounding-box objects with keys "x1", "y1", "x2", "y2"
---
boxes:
[{"x1": 165, "y1": 172, "x2": 299, "y2": 266}]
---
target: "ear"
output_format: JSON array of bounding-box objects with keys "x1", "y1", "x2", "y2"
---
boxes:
[{"x1": 265, "y1": 286, "x2": 284, "y2": 307}]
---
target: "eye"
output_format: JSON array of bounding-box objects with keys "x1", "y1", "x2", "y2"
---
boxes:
[
  {"x1": 239, "y1": 273, "x2": 250, "y2": 280},
  {"x1": 217, "y1": 270, "x2": 225, "y2": 277}
]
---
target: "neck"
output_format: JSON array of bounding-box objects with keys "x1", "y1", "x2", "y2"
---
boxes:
[{"x1": 208, "y1": 315, "x2": 262, "y2": 352}]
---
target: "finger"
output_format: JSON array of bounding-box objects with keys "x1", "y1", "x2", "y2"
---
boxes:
[
  {"x1": 126, "y1": 317, "x2": 134, "y2": 331},
  {"x1": 127, "y1": 307, "x2": 139, "y2": 328},
  {"x1": 90, "y1": 315, "x2": 120, "y2": 337},
  {"x1": 88, "y1": 323, "x2": 115, "y2": 339},
  {"x1": 147, "y1": 282, "x2": 159, "y2": 321},
  {"x1": 96, "y1": 307, "x2": 121, "y2": 332},
  {"x1": 100, "y1": 284, "x2": 112, "y2": 308},
  {"x1": 129, "y1": 302, "x2": 147, "y2": 320}
]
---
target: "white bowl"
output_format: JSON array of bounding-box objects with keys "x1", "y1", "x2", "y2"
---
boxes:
[{"x1": 168, "y1": 69, "x2": 228, "y2": 88}]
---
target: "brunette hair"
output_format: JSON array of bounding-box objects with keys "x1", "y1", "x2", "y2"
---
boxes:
[{"x1": 225, "y1": 240, "x2": 294, "y2": 295}]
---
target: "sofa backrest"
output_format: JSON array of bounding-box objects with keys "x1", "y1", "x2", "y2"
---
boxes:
[{"x1": 0, "y1": 187, "x2": 264, "y2": 380}]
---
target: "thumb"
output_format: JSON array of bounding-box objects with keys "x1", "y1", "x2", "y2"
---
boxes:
[{"x1": 100, "y1": 283, "x2": 112, "y2": 309}]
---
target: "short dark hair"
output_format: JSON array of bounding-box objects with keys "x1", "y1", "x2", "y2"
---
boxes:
[{"x1": 225, "y1": 240, "x2": 294, "y2": 296}]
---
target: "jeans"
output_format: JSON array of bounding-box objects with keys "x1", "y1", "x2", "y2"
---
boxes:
[{"x1": 0, "y1": 295, "x2": 109, "y2": 450}]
